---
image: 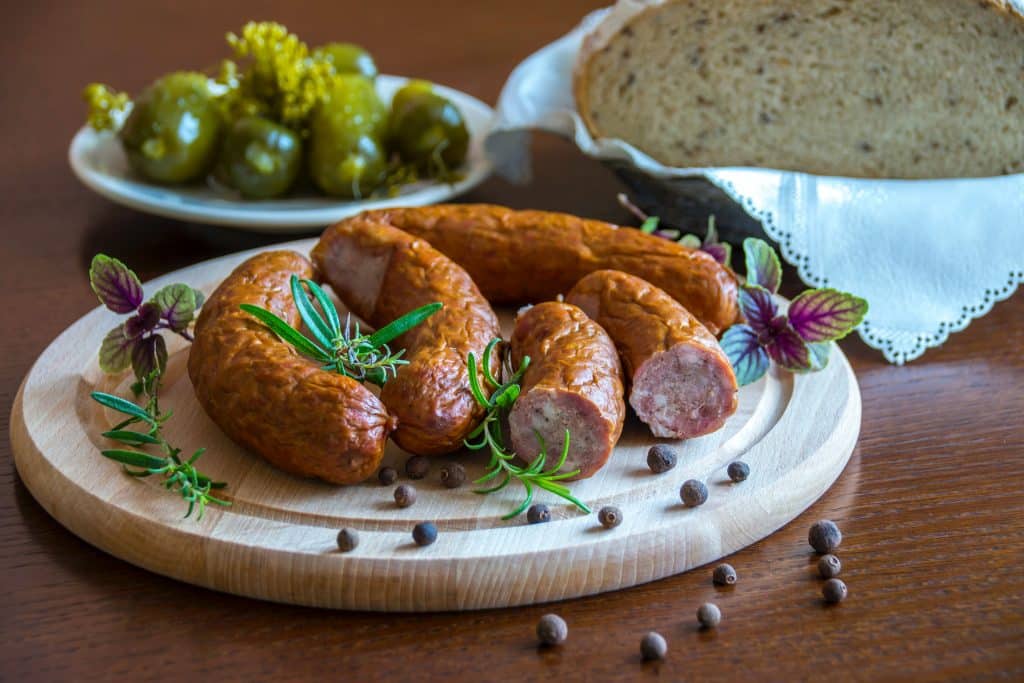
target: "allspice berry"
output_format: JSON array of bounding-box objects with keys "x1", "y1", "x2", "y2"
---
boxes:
[
  {"x1": 536, "y1": 614, "x2": 568, "y2": 645},
  {"x1": 712, "y1": 563, "x2": 737, "y2": 586},
  {"x1": 405, "y1": 455, "x2": 430, "y2": 480},
  {"x1": 640, "y1": 632, "x2": 668, "y2": 661},
  {"x1": 598, "y1": 506, "x2": 623, "y2": 529},
  {"x1": 440, "y1": 462, "x2": 467, "y2": 489},
  {"x1": 697, "y1": 602, "x2": 721, "y2": 628},
  {"x1": 808, "y1": 519, "x2": 843, "y2": 554},
  {"x1": 412, "y1": 521, "x2": 437, "y2": 547},
  {"x1": 378, "y1": 466, "x2": 398, "y2": 486},
  {"x1": 394, "y1": 484, "x2": 417, "y2": 508},
  {"x1": 818, "y1": 554, "x2": 842, "y2": 579},
  {"x1": 336, "y1": 528, "x2": 359, "y2": 552},
  {"x1": 727, "y1": 461, "x2": 750, "y2": 482},
  {"x1": 822, "y1": 578, "x2": 848, "y2": 604},
  {"x1": 681, "y1": 479, "x2": 708, "y2": 507},
  {"x1": 647, "y1": 444, "x2": 678, "y2": 474},
  {"x1": 527, "y1": 503, "x2": 551, "y2": 524}
]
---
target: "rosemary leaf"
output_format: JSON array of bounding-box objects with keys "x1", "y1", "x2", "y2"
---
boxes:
[
  {"x1": 239, "y1": 304, "x2": 330, "y2": 361},
  {"x1": 301, "y1": 278, "x2": 341, "y2": 336},
  {"x1": 289, "y1": 275, "x2": 336, "y2": 350},
  {"x1": 90, "y1": 391, "x2": 156, "y2": 425},
  {"x1": 367, "y1": 302, "x2": 443, "y2": 347},
  {"x1": 100, "y1": 448, "x2": 169, "y2": 470},
  {"x1": 101, "y1": 429, "x2": 162, "y2": 445}
]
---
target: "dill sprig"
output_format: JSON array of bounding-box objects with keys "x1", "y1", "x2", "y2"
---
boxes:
[{"x1": 466, "y1": 339, "x2": 591, "y2": 519}]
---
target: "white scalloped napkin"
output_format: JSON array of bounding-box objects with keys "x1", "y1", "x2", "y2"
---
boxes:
[{"x1": 485, "y1": 7, "x2": 1024, "y2": 364}]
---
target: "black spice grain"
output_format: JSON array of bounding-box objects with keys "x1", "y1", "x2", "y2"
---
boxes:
[
  {"x1": 712, "y1": 563, "x2": 737, "y2": 585},
  {"x1": 378, "y1": 466, "x2": 398, "y2": 486},
  {"x1": 640, "y1": 632, "x2": 668, "y2": 661},
  {"x1": 818, "y1": 554, "x2": 842, "y2": 579},
  {"x1": 598, "y1": 506, "x2": 623, "y2": 529},
  {"x1": 336, "y1": 528, "x2": 359, "y2": 552},
  {"x1": 394, "y1": 484, "x2": 417, "y2": 508},
  {"x1": 527, "y1": 503, "x2": 551, "y2": 524},
  {"x1": 412, "y1": 522, "x2": 437, "y2": 547},
  {"x1": 405, "y1": 455, "x2": 430, "y2": 480},
  {"x1": 727, "y1": 461, "x2": 749, "y2": 482},
  {"x1": 681, "y1": 479, "x2": 708, "y2": 507},
  {"x1": 537, "y1": 614, "x2": 568, "y2": 645},
  {"x1": 647, "y1": 445, "x2": 678, "y2": 473},
  {"x1": 440, "y1": 462, "x2": 466, "y2": 489},
  {"x1": 808, "y1": 520, "x2": 842, "y2": 554},
  {"x1": 697, "y1": 603, "x2": 721, "y2": 628},
  {"x1": 822, "y1": 578, "x2": 848, "y2": 604}
]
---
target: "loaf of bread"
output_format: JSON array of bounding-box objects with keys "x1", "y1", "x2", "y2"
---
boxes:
[{"x1": 574, "y1": 0, "x2": 1024, "y2": 178}]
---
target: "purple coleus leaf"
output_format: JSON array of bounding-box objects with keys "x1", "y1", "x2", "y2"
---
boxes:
[
  {"x1": 806, "y1": 341, "x2": 831, "y2": 372},
  {"x1": 131, "y1": 334, "x2": 167, "y2": 381},
  {"x1": 742, "y1": 238, "x2": 781, "y2": 294},
  {"x1": 788, "y1": 288, "x2": 869, "y2": 342},
  {"x1": 89, "y1": 254, "x2": 143, "y2": 313},
  {"x1": 720, "y1": 324, "x2": 771, "y2": 387},
  {"x1": 738, "y1": 285, "x2": 778, "y2": 334},
  {"x1": 151, "y1": 283, "x2": 198, "y2": 332},
  {"x1": 702, "y1": 242, "x2": 731, "y2": 267},
  {"x1": 98, "y1": 324, "x2": 137, "y2": 373},
  {"x1": 764, "y1": 322, "x2": 811, "y2": 371},
  {"x1": 124, "y1": 302, "x2": 162, "y2": 338}
]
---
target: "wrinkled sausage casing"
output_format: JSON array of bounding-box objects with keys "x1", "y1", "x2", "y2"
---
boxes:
[
  {"x1": 187, "y1": 251, "x2": 395, "y2": 484},
  {"x1": 340, "y1": 204, "x2": 739, "y2": 335},
  {"x1": 312, "y1": 221, "x2": 501, "y2": 455},
  {"x1": 509, "y1": 302, "x2": 625, "y2": 480},
  {"x1": 567, "y1": 270, "x2": 738, "y2": 439}
]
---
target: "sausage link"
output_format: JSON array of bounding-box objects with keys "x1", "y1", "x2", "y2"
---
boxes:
[
  {"x1": 567, "y1": 270, "x2": 738, "y2": 439},
  {"x1": 339, "y1": 204, "x2": 739, "y2": 334},
  {"x1": 312, "y1": 221, "x2": 501, "y2": 455},
  {"x1": 187, "y1": 251, "x2": 395, "y2": 484},
  {"x1": 509, "y1": 302, "x2": 625, "y2": 480}
]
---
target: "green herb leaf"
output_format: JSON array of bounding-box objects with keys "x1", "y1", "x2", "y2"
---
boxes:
[
  {"x1": 290, "y1": 275, "x2": 336, "y2": 350},
  {"x1": 239, "y1": 304, "x2": 331, "y2": 361},
  {"x1": 101, "y1": 429, "x2": 162, "y2": 445},
  {"x1": 100, "y1": 449, "x2": 168, "y2": 470},
  {"x1": 98, "y1": 324, "x2": 136, "y2": 373},
  {"x1": 640, "y1": 216, "x2": 660, "y2": 234},
  {"x1": 806, "y1": 341, "x2": 832, "y2": 372},
  {"x1": 150, "y1": 283, "x2": 197, "y2": 332},
  {"x1": 367, "y1": 302, "x2": 443, "y2": 347},
  {"x1": 301, "y1": 279, "x2": 340, "y2": 336},
  {"x1": 91, "y1": 391, "x2": 155, "y2": 424}
]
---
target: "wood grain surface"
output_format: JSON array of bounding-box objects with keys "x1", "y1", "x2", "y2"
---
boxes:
[{"x1": 1, "y1": 0, "x2": 1022, "y2": 680}]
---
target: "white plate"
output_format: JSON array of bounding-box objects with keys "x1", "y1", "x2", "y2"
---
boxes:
[{"x1": 69, "y1": 76, "x2": 495, "y2": 233}]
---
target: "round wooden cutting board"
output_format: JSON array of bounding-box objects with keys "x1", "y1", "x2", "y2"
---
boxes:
[{"x1": 10, "y1": 239, "x2": 860, "y2": 612}]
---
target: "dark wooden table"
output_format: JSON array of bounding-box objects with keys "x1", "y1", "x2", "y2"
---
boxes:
[{"x1": 2, "y1": 2, "x2": 1022, "y2": 680}]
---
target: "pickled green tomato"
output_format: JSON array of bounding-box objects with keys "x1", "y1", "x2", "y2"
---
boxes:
[
  {"x1": 313, "y1": 43, "x2": 378, "y2": 80},
  {"x1": 220, "y1": 117, "x2": 302, "y2": 199},
  {"x1": 308, "y1": 76, "x2": 388, "y2": 198},
  {"x1": 119, "y1": 72, "x2": 223, "y2": 184},
  {"x1": 387, "y1": 82, "x2": 468, "y2": 172}
]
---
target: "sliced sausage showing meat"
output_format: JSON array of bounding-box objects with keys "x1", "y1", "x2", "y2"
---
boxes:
[
  {"x1": 508, "y1": 302, "x2": 625, "y2": 480},
  {"x1": 187, "y1": 251, "x2": 396, "y2": 484},
  {"x1": 566, "y1": 270, "x2": 738, "y2": 439},
  {"x1": 312, "y1": 220, "x2": 501, "y2": 456}
]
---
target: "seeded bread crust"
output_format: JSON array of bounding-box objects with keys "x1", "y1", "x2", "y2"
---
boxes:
[{"x1": 575, "y1": 0, "x2": 1024, "y2": 178}]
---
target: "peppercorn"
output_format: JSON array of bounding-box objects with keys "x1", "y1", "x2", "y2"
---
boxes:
[
  {"x1": 412, "y1": 521, "x2": 437, "y2": 547},
  {"x1": 647, "y1": 444, "x2": 678, "y2": 474},
  {"x1": 336, "y1": 528, "x2": 359, "y2": 552},
  {"x1": 727, "y1": 461, "x2": 749, "y2": 482},
  {"x1": 527, "y1": 503, "x2": 551, "y2": 524},
  {"x1": 822, "y1": 578, "x2": 848, "y2": 604},
  {"x1": 405, "y1": 455, "x2": 430, "y2": 480},
  {"x1": 808, "y1": 519, "x2": 842, "y2": 554},
  {"x1": 712, "y1": 563, "x2": 737, "y2": 586},
  {"x1": 640, "y1": 631, "x2": 668, "y2": 661},
  {"x1": 697, "y1": 602, "x2": 721, "y2": 628},
  {"x1": 536, "y1": 614, "x2": 568, "y2": 645},
  {"x1": 440, "y1": 462, "x2": 466, "y2": 489},
  {"x1": 394, "y1": 484, "x2": 417, "y2": 508},
  {"x1": 818, "y1": 554, "x2": 842, "y2": 579},
  {"x1": 680, "y1": 479, "x2": 708, "y2": 507},
  {"x1": 378, "y1": 466, "x2": 398, "y2": 486},
  {"x1": 598, "y1": 506, "x2": 623, "y2": 529}
]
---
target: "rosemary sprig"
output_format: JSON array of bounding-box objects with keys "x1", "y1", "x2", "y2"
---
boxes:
[
  {"x1": 466, "y1": 339, "x2": 591, "y2": 519},
  {"x1": 241, "y1": 275, "x2": 441, "y2": 386},
  {"x1": 91, "y1": 377, "x2": 229, "y2": 519}
]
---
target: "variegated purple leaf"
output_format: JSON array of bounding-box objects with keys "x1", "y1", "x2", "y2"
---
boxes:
[
  {"x1": 742, "y1": 238, "x2": 782, "y2": 294},
  {"x1": 765, "y1": 323, "x2": 811, "y2": 371},
  {"x1": 89, "y1": 254, "x2": 143, "y2": 313},
  {"x1": 806, "y1": 341, "x2": 831, "y2": 371},
  {"x1": 124, "y1": 302, "x2": 161, "y2": 338},
  {"x1": 702, "y1": 242, "x2": 731, "y2": 267},
  {"x1": 720, "y1": 324, "x2": 771, "y2": 387},
  {"x1": 788, "y1": 288, "x2": 869, "y2": 342},
  {"x1": 131, "y1": 334, "x2": 168, "y2": 381},
  {"x1": 738, "y1": 285, "x2": 778, "y2": 335},
  {"x1": 192, "y1": 288, "x2": 205, "y2": 310},
  {"x1": 678, "y1": 233, "x2": 701, "y2": 248},
  {"x1": 98, "y1": 324, "x2": 136, "y2": 373},
  {"x1": 151, "y1": 283, "x2": 197, "y2": 332}
]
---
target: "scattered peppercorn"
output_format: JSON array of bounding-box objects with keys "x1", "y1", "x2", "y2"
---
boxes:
[
  {"x1": 405, "y1": 455, "x2": 430, "y2": 480},
  {"x1": 527, "y1": 503, "x2": 551, "y2": 524},
  {"x1": 412, "y1": 521, "x2": 437, "y2": 547},
  {"x1": 680, "y1": 479, "x2": 708, "y2": 507},
  {"x1": 647, "y1": 444, "x2": 678, "y2": 474},
  {"x1": 808, "y1": 519, "x2": 843, "y2": 554},
  {"x1": 378, "y1": 466, "x2": 398, "y2": 486},
  {"x1": 598, "y1": 506, "x2": 623, "y2": 529},
  {"x1": 336, "y1": 528, "x2": 359, "y2": 552},
  {"x1": 394, "y1": 484, "x2": 417, "y2": 508},
  {"x1": 712, "y1": 563, "x2": 737, "y2": 585},
  {"x1": 640, "y1": 632, "x2": 668, "y2": 661},
  {"x1": 727, "y1": 461, "x2": 749, "y2": 482},
  {"x1": 536, "y1": 614, "x2": 568, "y2": 645},
  {"x1": 818, "y1": 554, "x2": 842, "y2": 579},
  {"x1": 697, "y1": 602, "x2": 721, "y2": 628},
  {"x1": 822, "y1": 578, "x2": 848, "y2": 604},
  {"x1": 440, "y1": 462, "x2": 466, "y2": 489}
]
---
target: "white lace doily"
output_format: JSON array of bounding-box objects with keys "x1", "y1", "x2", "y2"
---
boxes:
[{"x1": 485, "y1": 7, "x2": 1024, "y2": 364}]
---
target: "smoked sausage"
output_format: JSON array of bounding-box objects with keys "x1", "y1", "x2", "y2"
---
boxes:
[
  {"x1": 566, "y1": 270, "x2": 738, "y2": 439},
  {"x1": 187, "y1": 251, "x2": 396, "y2": 484},
  {"x1": 508, "y1": 302, "x2": 625, "y2": 480},
  {"x1": 338, "y1": 204, "x2": 739, "y2": 334},
  {"x1": 312, "y1": 220, "x2": 501, "y2": 455}
]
